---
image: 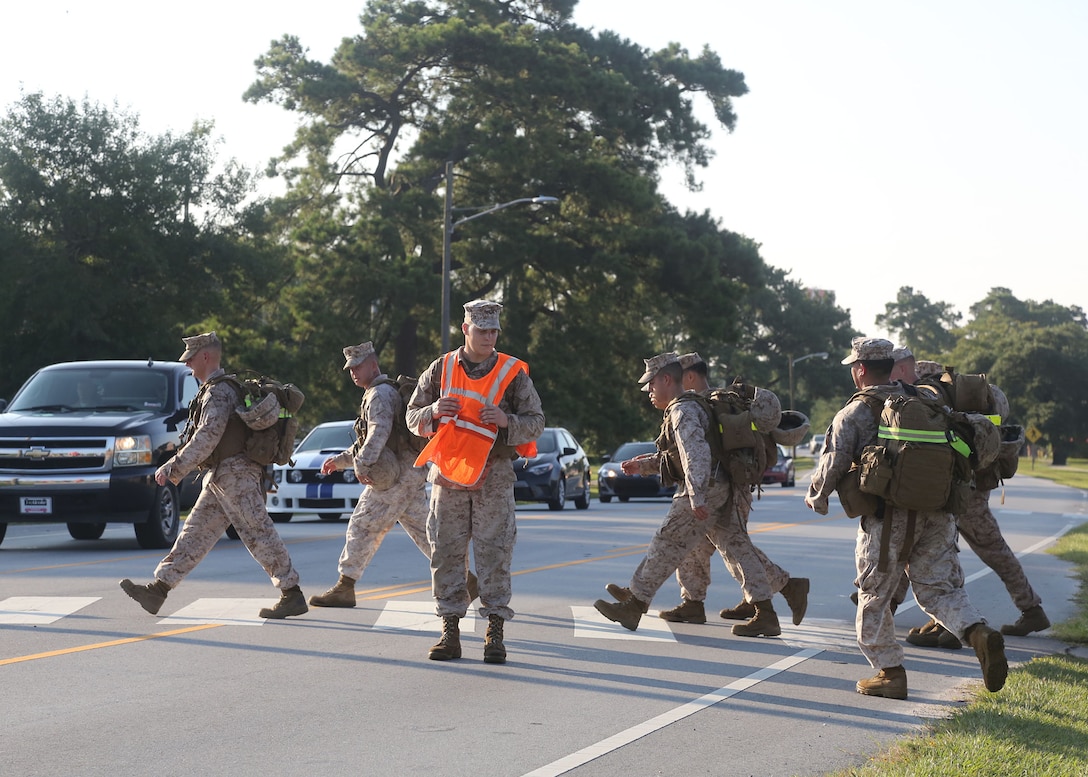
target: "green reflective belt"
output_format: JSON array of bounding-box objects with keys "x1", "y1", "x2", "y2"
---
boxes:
[{"x1": 879, "y1": 426, "x2": 972, "y2": 458}]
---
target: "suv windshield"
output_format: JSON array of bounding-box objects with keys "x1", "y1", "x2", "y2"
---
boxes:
[
  {"x1": 299, "y1": 424, "x2": 356, "y2": 452},
  {"x1": 9, "y1": 368, "x2": 169, "y2": 412}
]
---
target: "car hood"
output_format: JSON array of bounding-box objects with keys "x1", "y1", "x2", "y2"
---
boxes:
[
  {"x1": 0, "y1": 409, "x2": 167, "y2": 436},
  {"x1": 598, "y1": 461, "x2": 622, "y2": 474},
  {"x1": 277, "y1": 447, "x2": 346, "y2": 470}
]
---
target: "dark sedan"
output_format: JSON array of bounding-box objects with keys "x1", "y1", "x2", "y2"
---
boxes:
[
  {"x1": 597, "y1": 441, "x2": 676, "y2": 503},
  {"x1": 762, "y1": 445, "x2": 796, "y2": 487},
  {"x1": 513, "y1": 427, "x2": 591, "y2": 510}
]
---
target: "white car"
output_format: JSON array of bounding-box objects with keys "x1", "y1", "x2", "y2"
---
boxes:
[
  {"x1": 809, "y1": 433, "x2": 826, "y2": 455},
  {"x1": 266, "y1": 420, "x2": 359, "y2": 522}
]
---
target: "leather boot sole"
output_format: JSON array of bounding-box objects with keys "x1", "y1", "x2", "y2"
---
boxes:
[{"x1": 972, "y1": 627, "x2": 1008, "y2": 692}]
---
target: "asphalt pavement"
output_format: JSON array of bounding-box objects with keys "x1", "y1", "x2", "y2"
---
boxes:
[{"x1": 1, "y1": 473, "x2": 1085, "y2": 777}]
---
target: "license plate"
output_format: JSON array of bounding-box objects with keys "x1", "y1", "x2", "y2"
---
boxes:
[{"x1": 20, "y1": 496, "x2": 52, "y2": 515}]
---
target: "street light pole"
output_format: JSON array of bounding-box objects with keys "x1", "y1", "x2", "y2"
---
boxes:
[
  {"x1": 788, "y1": 351, "x2": 829, "y2": 411},
  {"x1": 440, "y1": 160, "x2": 558, "y2": 353}
]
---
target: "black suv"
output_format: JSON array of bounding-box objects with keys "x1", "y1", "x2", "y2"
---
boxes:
[{"x1": 0, "y1": 360, "x2": 202, "y2": 548}]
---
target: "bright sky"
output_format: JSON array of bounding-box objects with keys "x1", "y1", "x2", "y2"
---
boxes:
[{"x1": 4, "y1": 1, "x2": 1085, "y2": 339}]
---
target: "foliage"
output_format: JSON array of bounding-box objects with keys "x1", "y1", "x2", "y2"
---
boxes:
[
  {"x1": 0, "y1": 92, "x2": 281, "y2": 397},
  {"x1": 875, "y1": 285, "x2": 960, "y2": 355}
]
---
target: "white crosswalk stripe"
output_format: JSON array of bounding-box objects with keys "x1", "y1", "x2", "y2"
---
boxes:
[
  {"x1": 571, "y1": 606, "x2": 677, "y2": 642},
  {"x1": 0, "y1": 596, "x2": 100, "y2": 624},
  {"x1": 372, "y1": 600, "x2": 479, "y2": 632},
  {"x1": 156, "y1": 598, "x2": 273, "y2": 626}
]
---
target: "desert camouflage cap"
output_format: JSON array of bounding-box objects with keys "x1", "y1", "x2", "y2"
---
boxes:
[
  {"x1": 678, "y1": 352, "x2": 705, "y2": 370},
  {"x1": 891, "y1": 346, "x2": 914, "y2": 362},
  {"x1": 343, "y1": 341, "x2": 376, "y2": 370},
  {"x1": 179, "y1": 331, "x2": 221, "y2": 361},
  {"x1": 915, "y1": 359, "x2": 944, "y2": 378},
  {"x1": 840, "y1": 336, "x2": 894, "y2": 365},
  {"x1": 463, "y1": 299, "x2": 502, "y2": 330},
  {"x1": 638, "y1": 352, "x2": 679, "y2": 390}
]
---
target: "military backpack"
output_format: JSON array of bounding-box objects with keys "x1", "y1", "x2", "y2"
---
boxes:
[{"x1": 369, "y1": 374, "x2": 427, "y2": 455}]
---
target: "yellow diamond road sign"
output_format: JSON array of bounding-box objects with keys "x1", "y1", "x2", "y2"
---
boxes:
[{"x1": 1026, "y1": 425, "x2": 1043, "y2": 443}]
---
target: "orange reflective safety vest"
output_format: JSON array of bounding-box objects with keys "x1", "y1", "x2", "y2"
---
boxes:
[{"x1": 414, "y1": 351, "x2": 538, "y2": 488}]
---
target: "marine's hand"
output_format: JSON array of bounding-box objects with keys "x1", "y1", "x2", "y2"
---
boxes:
[
  {"x1": 480, "y1": 404, "x2": 507, "y2": 428},
  {"x1": 433, "y1": 395, "x2": 461, "y2": 418},
  {"x1": 321, "y1": 457, "x2": 339, "y2": 476}
]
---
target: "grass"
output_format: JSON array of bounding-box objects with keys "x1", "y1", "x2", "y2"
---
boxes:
[{"x1": 829, "y1": 457, "x2": 1088, "y2": 776}]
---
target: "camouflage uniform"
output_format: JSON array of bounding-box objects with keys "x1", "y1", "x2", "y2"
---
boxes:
[
  {"x1": 327, "y1": 376, "x2": 430, "y2": 581},
  {"x1": 808, "y1": 387, "x2": 987, "y2": 670},
  {"x1": 957, "y1": 487, "x2": 1041, "y2": 611},
  {"x1": 407, "y1": 350, "x2": 545, "y2": 620},
  {"x1": 624, "y1": 399, "x2": 778, "y2": 605},
  {"x1": 155, "y1": 367, "x2": 299, "y2": 590}
]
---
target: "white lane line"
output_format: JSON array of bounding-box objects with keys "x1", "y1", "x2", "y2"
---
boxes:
[
  {"x1": 372, "y1": 600, "x2": 478, "y2": 632},
  {"x1": 157, "y1": 598, "x2": 272, "y2": 626},
  {"x1": 0, "y1": 596, "x2": 100, "y2": 624},
  {"x1": 521, "y1": 647, "x2": 823, "y2": 777},
  {"x1": 571, "y1": 606, "x2": 677, "y2": 642}
]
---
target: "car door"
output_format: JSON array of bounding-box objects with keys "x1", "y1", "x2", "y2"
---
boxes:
[{"x1": 558, "y1": 429, "x2": 584, "y2": 494}]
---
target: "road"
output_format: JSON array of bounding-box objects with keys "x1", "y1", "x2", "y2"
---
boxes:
[{"x1": 1, "y1": 474, "x2": 1085, "y2": 777}]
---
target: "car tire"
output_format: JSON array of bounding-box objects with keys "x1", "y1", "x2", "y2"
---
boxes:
[
  {"x1": 574, "y1": 478, "x2": 590, "y2": 510},
  {"x1": 269, "y1": 513, "x2": 292, "y2": 523},
  {"x1": 67, "y1": 522, "x2": 106, "y2": 540},
  {"x1": 135, "y1": 483, "x2": 181, "y2": 549},
  {"x1": 225, "y1": 524, "x2": 240, "y2": 540},
  {"x1": 599, "y1": 495, "x2": 612, "y2": 503},
  {"x1": 548, "y1": 479, "x2": 566, "y2": 511},
  {"x1": 618, "y1": 496, "x2": 630, "y2": 503},
  {"x1": 0, "y1": 522, "x2": 6, "y2": 547},
  {"x1": 319, "y1": 513, "x2": 344, "y2": 521}
]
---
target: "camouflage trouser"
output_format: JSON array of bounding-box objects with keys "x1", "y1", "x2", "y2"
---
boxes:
[
  {"x1": 338, "y1": 464, "x2": 430, "y2": 581},
  {"x1": 428, "y1": 464, "x2": 516, "y2": 620},
  {"x1": 629, "y1": 482, "x2": 735, "y2": 604},
  {"x1": 856, "y1": 506, "x2": 986, "y2": 670},
  {"x1": 155, "y1": 454, "x2": 299, "y2": 590},
  {"x1": 675, "y1": 486, "x2": 789, "y2": 603},
  {"x1": 881, "y1": 487, "x2": 1039, "y2": 612},
  {"x1": 958, "y1": 487, "x2": 1041, "y2": 611}
]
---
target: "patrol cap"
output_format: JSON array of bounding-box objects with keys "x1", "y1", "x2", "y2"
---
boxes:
[
  {"x1": 915, "y1": 359, "x2": 944, "y2": 378},
  {"x1": 463, "y1": 299, "x2": 502, "y2": 330},
  {"x1": 343, "y1": 341, "x2": 376, "y2": 370},
  {"x1": 678, "y1": 352, "x2": 705, "y2": 370},
  {"x1": 891, "y1": 346, "x2": 914, "y2": 362},
  {"x1": 840, "y1": 337, "x2": 894, "y2": 365},
  {"x1": 179, "y1": 331, "x2": 221, "y2": 361},
  {"x1": 638, "y1": 352, "x2": 679, "y2": 391}
]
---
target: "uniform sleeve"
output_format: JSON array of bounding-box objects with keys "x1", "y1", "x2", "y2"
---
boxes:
[
  {"x1": 354, "y1": 383, "x2": 397, "y2": 469},
  {"x1": 162, "y1": 382, "x2": 236, "y2": 481},
  {"x1": 807, "y1": 399, "x2": 875, "y2": 504},
  {"x1": 673, "y1": 401, "x2": 712, "y2": 509},
  {"x1": 406, "y1": 359, "x2": 442, "y2": 437},
  {"x1": 329, "y1": 398, "x2": 366, "y2": 471},
  {"x1": 500, "y1": 369, "x2": 545, "y2": 447}
]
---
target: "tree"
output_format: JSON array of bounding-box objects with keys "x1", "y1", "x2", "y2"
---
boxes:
[
  {"x1": 875, "y1": 286, "x2": 960, "y2": 357},
  {"x1": 242, "y1": 0, "x2": 858, "y2": 449},
  {"x1": 0, "y1": 92, "x2": 281, "y2": 396},
  {"x1": 949, "y1": 288, "x2": 1088, "y2": 465}
]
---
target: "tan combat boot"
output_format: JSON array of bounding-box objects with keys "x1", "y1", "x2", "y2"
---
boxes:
[
  {"x1": 966, "y1": 623, "x2": 1008, "y2": 692},
  {"x1": 308, "y1": 575, "x2": 357, "y2": 607},
  {"x1": 259, "y1": 585, "x2": 308, "y2": 619},
  {"x1": 429, "y1": 615, "x2": 462, "y2": 661},
  {"x1": 906, "y1": 619, "x2": 962, "y2": 649},
  {"x1": 719, "y1": 600, "x2": 756, "y2": 621},
  {"x1": 779, "y1": 577, "x2": 810, "y2": 625},
  {"x1": 1000, "y1": 605, "x2": 1050, "y2": 636},
  {"x1": 484, "y1": 614, "x2": 507, "y2": 664},
  {"x1": 119, "y1": 578, "x2": 169, "y2": 615},
  {"x1": 594, "y1": 595, "x2": 648, "y2": 631},
  {"x1": 856, "y1": 665, "x2": 908, "y2": 699},
  {"x1": 605, "y1": 583, "x2": 631, "y2": 601},
  {"x1": 731, "y1": 600, "x2": 781, "y2": 637},
  {"x1": 659, "y1": 599, "x2": 706, "y2": 624}
]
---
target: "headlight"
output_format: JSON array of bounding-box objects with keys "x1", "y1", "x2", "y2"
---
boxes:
[
  {"x1": 342, "y1": 470, "x2": 358, "y2": 483},
  {"x1": 287, "y1": 470, "x2": 303, "y2": 483},
  {"x1": 601, "y1": 468, "x2": 618, "y2": 479},
  {"x1": 115, "y1": 435, "x2": 152, "y2": 467},
  {"x1": 273, "y1": 469, "x2": 283, "y2": 484},
  {"x1": 527, "y1": 462, "x2": 554, "y2": 476}
]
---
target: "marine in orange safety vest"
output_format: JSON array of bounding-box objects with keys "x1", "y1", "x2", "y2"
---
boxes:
[{"x1": 406, "y1": 299, "x2": 545, "y2": 665}]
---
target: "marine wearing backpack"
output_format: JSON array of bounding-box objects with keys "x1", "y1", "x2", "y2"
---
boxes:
[
  {"x1": 369, "y1": 374, "x2": 428, "y2": 455},
  {"x1": 182, "y1": 372, "x2": 305, "y2": 469}
]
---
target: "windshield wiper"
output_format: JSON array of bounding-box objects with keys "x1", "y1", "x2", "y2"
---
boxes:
[{"x1": 18, "y1": 404, "x2": 78, "y2": 412}]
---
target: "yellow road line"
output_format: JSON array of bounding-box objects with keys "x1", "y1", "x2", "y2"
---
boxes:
[{"x1": 0, "y1": 623, "x2": 222, "y2": 666}]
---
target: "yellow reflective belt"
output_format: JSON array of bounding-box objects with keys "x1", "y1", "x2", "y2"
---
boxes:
[{"x1": 879, "y1": 426, "x2": 972, "y2": 458}]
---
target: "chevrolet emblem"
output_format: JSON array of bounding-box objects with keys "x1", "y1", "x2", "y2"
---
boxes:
[{"x1": 22, "y1": 447, "x2": 52, "y2": 460}]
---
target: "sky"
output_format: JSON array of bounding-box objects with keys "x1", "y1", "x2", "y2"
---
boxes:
[{"x1": 3, "y1": 1, "x2": 1085, "y2": 341}]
